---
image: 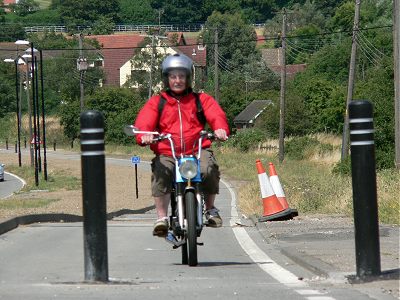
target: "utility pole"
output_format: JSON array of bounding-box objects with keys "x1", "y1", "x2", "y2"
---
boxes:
[
  {"x1": 77, "y1": 34, "x2": 88, "y2": 111},
  {"x1": 214, "y1": 29, "x2": 219, "y2": 102},
  {"x1": 157, "y1": 8, "x2": 164, "y2": 29},
  {"x1": 148, "y1": 35, "x2": 155, "y2": 99},
  {"x1": 140, "y1": 32, "x2": 167, "y2": 100},
  {"x1": 341, "y1": 0, "x2": 361, "y2": 161},
  {"x1": 394, "y1": 0, "x2": 400, "y2": 169},
  {"x1": 278, "y1": 8, "x2": 287, "y2": 163},
  {"x1": 23, "y1": 57, "x2": 34, "y2": 167}
]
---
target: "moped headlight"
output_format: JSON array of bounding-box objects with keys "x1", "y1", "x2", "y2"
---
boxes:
[{"x1": 179, "y1": 160, "x2": 198, "y2": 179}]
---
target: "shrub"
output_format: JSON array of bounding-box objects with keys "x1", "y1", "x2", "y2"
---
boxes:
[
  {"x1": 285, "y1": 136, "x2": 320, "y2": 160},
  {"x1": 226, "y1": 128, "x2": 267, "y2": 152},
  {"x1": 332, "y1": 156, "x2": 351, "y2": 175}
]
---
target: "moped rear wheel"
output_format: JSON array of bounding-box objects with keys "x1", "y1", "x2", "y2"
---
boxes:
[{"x1": 185, "y1": 190, "x2": 198, "y2": 266}]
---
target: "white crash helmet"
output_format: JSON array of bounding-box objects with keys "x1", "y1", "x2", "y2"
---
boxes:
[{"x1": 161, "y1": 53, "x2": 194, "y2": 88}]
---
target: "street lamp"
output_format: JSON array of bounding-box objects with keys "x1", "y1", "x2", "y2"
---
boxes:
[
  {"x1": 25, "y1": 45, "x2": 41, "y2": 186},
  {"x1": 23, "y1": 45, "x2": 48, "y2": 182},
  {"x1": 3, "y1": 57, "x2": 22, "y2": 167},
  {"x1": 15, "y1": 40, "x2": 30, "y2": 46},
  {"x1": 19, "y1": 52, "x2": 35, "y2": 168}
]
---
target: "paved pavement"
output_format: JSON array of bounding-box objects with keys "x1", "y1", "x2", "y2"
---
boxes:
[
  {"x1": 251, "y1": 213, "x2": 400, "y2": 299},
  {"x1": 0, "y1": 178, "x2": 398, "y2": 299}
]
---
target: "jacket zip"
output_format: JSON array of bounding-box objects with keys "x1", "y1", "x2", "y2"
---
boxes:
[{"x1": 176, "y1": 98, "x2": 185, "y2": 156}]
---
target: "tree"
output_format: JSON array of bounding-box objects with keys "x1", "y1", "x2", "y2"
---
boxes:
[
  {"x1": 20, "y1": 9, "x2": 62, "y2": 25},
  {"x1": 239, "y1": 0, "x2": 276, "y2": 23},
  {"x1": 27, "y1": 33, "x2": 104, "y2": 112},
  {"x1": 289, "y1": 0, "x2": 325, "y2": 29},
  {"x1": 91, "y1": 16, "x2": 116, "y2": 35},
  {"x1": 258, "y1": 92, "x2": 312, "y2": 137},
  {"x1": 59, "y1": 98, "x2": 80, "y2": 144},
  {"x1": 149, "y1": 0, "x2": 204, "y2": 23},
  {"x1": 58, "y1": 0, "x2": 120, "y2": 31},
  {"x1": 0, "y1": 23, "x2": 26, "y2": 42},
  {"x1": 304, "y1": 39, "x2": 352, "y2": 83},
  {"x1": 119, "y1": 0, "x2": 155, "y2": 24},
  {"x1": 264, "y1": 0, "x2": 325, "y2": 39},
  {"x1": 354, "y1": 58, "x2": 395, "y2": 169},
  {"x1": 203, "y1": 12, "x2": 259, "y2": 70},
  {"x1": 0, "y1": 62, "x2": 16, "y2": 117},
  {"x1": 0, "y1": 1, "x2": 5, "y2": 23},
  {"x1": 86, "y1": 87, "x2": 145, "y2": 143},
  {"x1": 124, "y1": 37, "x2": 170, "y2": 98},
  {"x1": 11, "y1": 0, "x2": 39, "y2": 17},
  {"x1": 202, "y1": 0, "x2": 241, "y2": 21}
]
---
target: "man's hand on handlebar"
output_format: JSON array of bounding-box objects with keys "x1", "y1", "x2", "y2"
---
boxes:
[
  {"x1": 214, "y1": 129, "x2": 228, "y2": 141},
  {"x1": 141, "y1": 134, "x2": 155, "y2": 145}
]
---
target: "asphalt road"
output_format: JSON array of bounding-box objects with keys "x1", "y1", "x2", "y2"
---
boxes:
[
  {"x1": 0, "y1": 172, "x2": 25, "y2": 199},
  {"x1": 0, "y1": 177, "x2": 383, "y2": 300},
  {"x1": 0, "y1": 149, "x2": 396, "y2": 299}
]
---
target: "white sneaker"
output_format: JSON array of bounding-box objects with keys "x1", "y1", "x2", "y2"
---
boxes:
[
  {"x1": 153, "y1": 218, "x2": 168, "y2": 237},
  {"x1": 205, "y1": 207, "x2": 223, "y2": 228}
]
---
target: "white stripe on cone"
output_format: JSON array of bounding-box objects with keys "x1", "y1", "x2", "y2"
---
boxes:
[
  {"x1": 258, "y1": 172, "x2": 275, "y2": 198},
  {"x1": 270, "y1": 175, "x2": 285, "y2": 198},
  {"x1": 270, "y1": 175, "x2": 289, "y2": 209},
  {"x1": 268, "y1": 163, "x2": 289, "y2": 210}
]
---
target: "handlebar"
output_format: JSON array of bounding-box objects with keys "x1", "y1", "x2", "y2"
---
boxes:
[
  {"x1": 123, "y1": 125, "x2": 220, "y2": 160},
  {"x1": 124, "y1": 125, "x2": 217, "y2": 141}
]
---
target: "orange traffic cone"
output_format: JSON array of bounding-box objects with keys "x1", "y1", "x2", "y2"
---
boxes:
[
  {"x1": 256, "y1": 159, "x2": 292, "y2": 222},
  {"x1": 268, "y1": 162, "x2": 298, "y2": 218}
]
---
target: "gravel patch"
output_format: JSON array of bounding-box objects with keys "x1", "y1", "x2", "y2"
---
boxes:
[{"x1": 0, "y1": 151, "x2": 153, "y2": 223}]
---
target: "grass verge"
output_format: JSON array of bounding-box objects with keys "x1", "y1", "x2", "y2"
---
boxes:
[
  {"x1": 0, "y1": 198, "x2": 59, "y2": 209},
  {"x1": 214, "y1": 142, "x2": 399, "y2": 225},
  {"x1": 6, "y1": 164, "x2": 80, "y2": 192}
]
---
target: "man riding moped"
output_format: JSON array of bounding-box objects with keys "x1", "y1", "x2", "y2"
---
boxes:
[{"x1": 133, "y1": 53, "x2": 229, "y2": 237}]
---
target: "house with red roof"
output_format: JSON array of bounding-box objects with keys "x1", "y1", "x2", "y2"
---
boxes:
[
  {"x1": 261, "y1": 48, "x2": 307, "y2": 79},
  {"x1": 86, "y1": 32, "x2": 207, "y2": 88},
  {"x1": 3, "y1": 0, "x2": 17, "y2": 12},
  {"x1": 85, "y1": 34, "x2": 146, "y2": 86},
  {"x1": 171, "y1": 34, "x2": 207, "y2": 89},
  {"x1": 3, "y1": 0, "x2": 16, "y2": 5}
]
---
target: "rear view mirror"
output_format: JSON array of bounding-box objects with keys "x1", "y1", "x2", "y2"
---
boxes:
[{"x1": 124, "y1": 125, "x2": 138, "y2": 136}]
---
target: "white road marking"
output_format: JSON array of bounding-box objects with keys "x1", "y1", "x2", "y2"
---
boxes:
[
  {"x1": 1, "y1": 172, "x2": 26, "y2": 199},
  {"x1": 4, "y1": 171, "x2": 26, "y2": 186},
  {"x1": 296, "y1": 289, "x2": 325, "y2": 295},
  {"x1": 221, "y1": 179, "x2": 337, "y2": 299}
]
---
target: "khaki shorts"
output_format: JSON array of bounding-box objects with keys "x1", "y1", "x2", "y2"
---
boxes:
[{"x1": 151, "y1": 149, "x2": 220, "y2": 197}]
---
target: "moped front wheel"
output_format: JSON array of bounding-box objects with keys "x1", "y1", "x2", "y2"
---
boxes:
[{"x1": 185, "y1": 190, "x2": 198, "y2": 266}]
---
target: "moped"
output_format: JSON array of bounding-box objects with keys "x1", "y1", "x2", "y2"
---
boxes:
[{"x1": 124, "y1": 125, "x2": 216, "y2": 266}]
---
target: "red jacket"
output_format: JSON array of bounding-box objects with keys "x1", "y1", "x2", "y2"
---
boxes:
[{"x1": 134, "y1": 91, "x2": 230, "y2": 156}]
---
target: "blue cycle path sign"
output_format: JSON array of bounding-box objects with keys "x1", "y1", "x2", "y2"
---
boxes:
[{"x1": 131, "y1": 156, "x2": 140, "y2": 164}]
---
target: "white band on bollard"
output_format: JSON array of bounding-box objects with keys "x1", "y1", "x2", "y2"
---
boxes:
[
  {"x1": 82, "y1": 151, "x2": 105, "y2": 156},
  {"x1": 350, "y1": 141, "x2": 374, "y2": 146},
  {"x1": 81, "y1": 128, "x2": 104, "y2": 133},
  {"x1": 349, "y1": 118, "x2": 373, "y2": 123},
  {"x1": 81, "y1": 139, "x2": 104, "y2": 145},
  {"x1": 350, "y1": 129, "x2": 374, "y2": 134}
]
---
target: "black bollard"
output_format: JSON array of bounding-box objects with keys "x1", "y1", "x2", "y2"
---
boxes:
[
  {"x1": 6, "y1": 139, "x2": 8, "y2": 150},
  {"x1": 349, "y1": 100, "x2": 381, "y2": 280},
  {"x1": 80, "y1": 110, "x2": 109, "y2": 282},
  {"x1": 24, "y1": 137, "x2": 26, "y2": 149},
  {"x1": 15, "y1": 141, "x2": 17, "y2": 153},
  {"x1": 53, "y1": 140, "x2": 56, "y2": 151}
]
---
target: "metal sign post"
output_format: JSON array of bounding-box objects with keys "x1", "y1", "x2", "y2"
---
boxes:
[{"x1": 131, "y1": 155, "x2": 140, "y2": 199}]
